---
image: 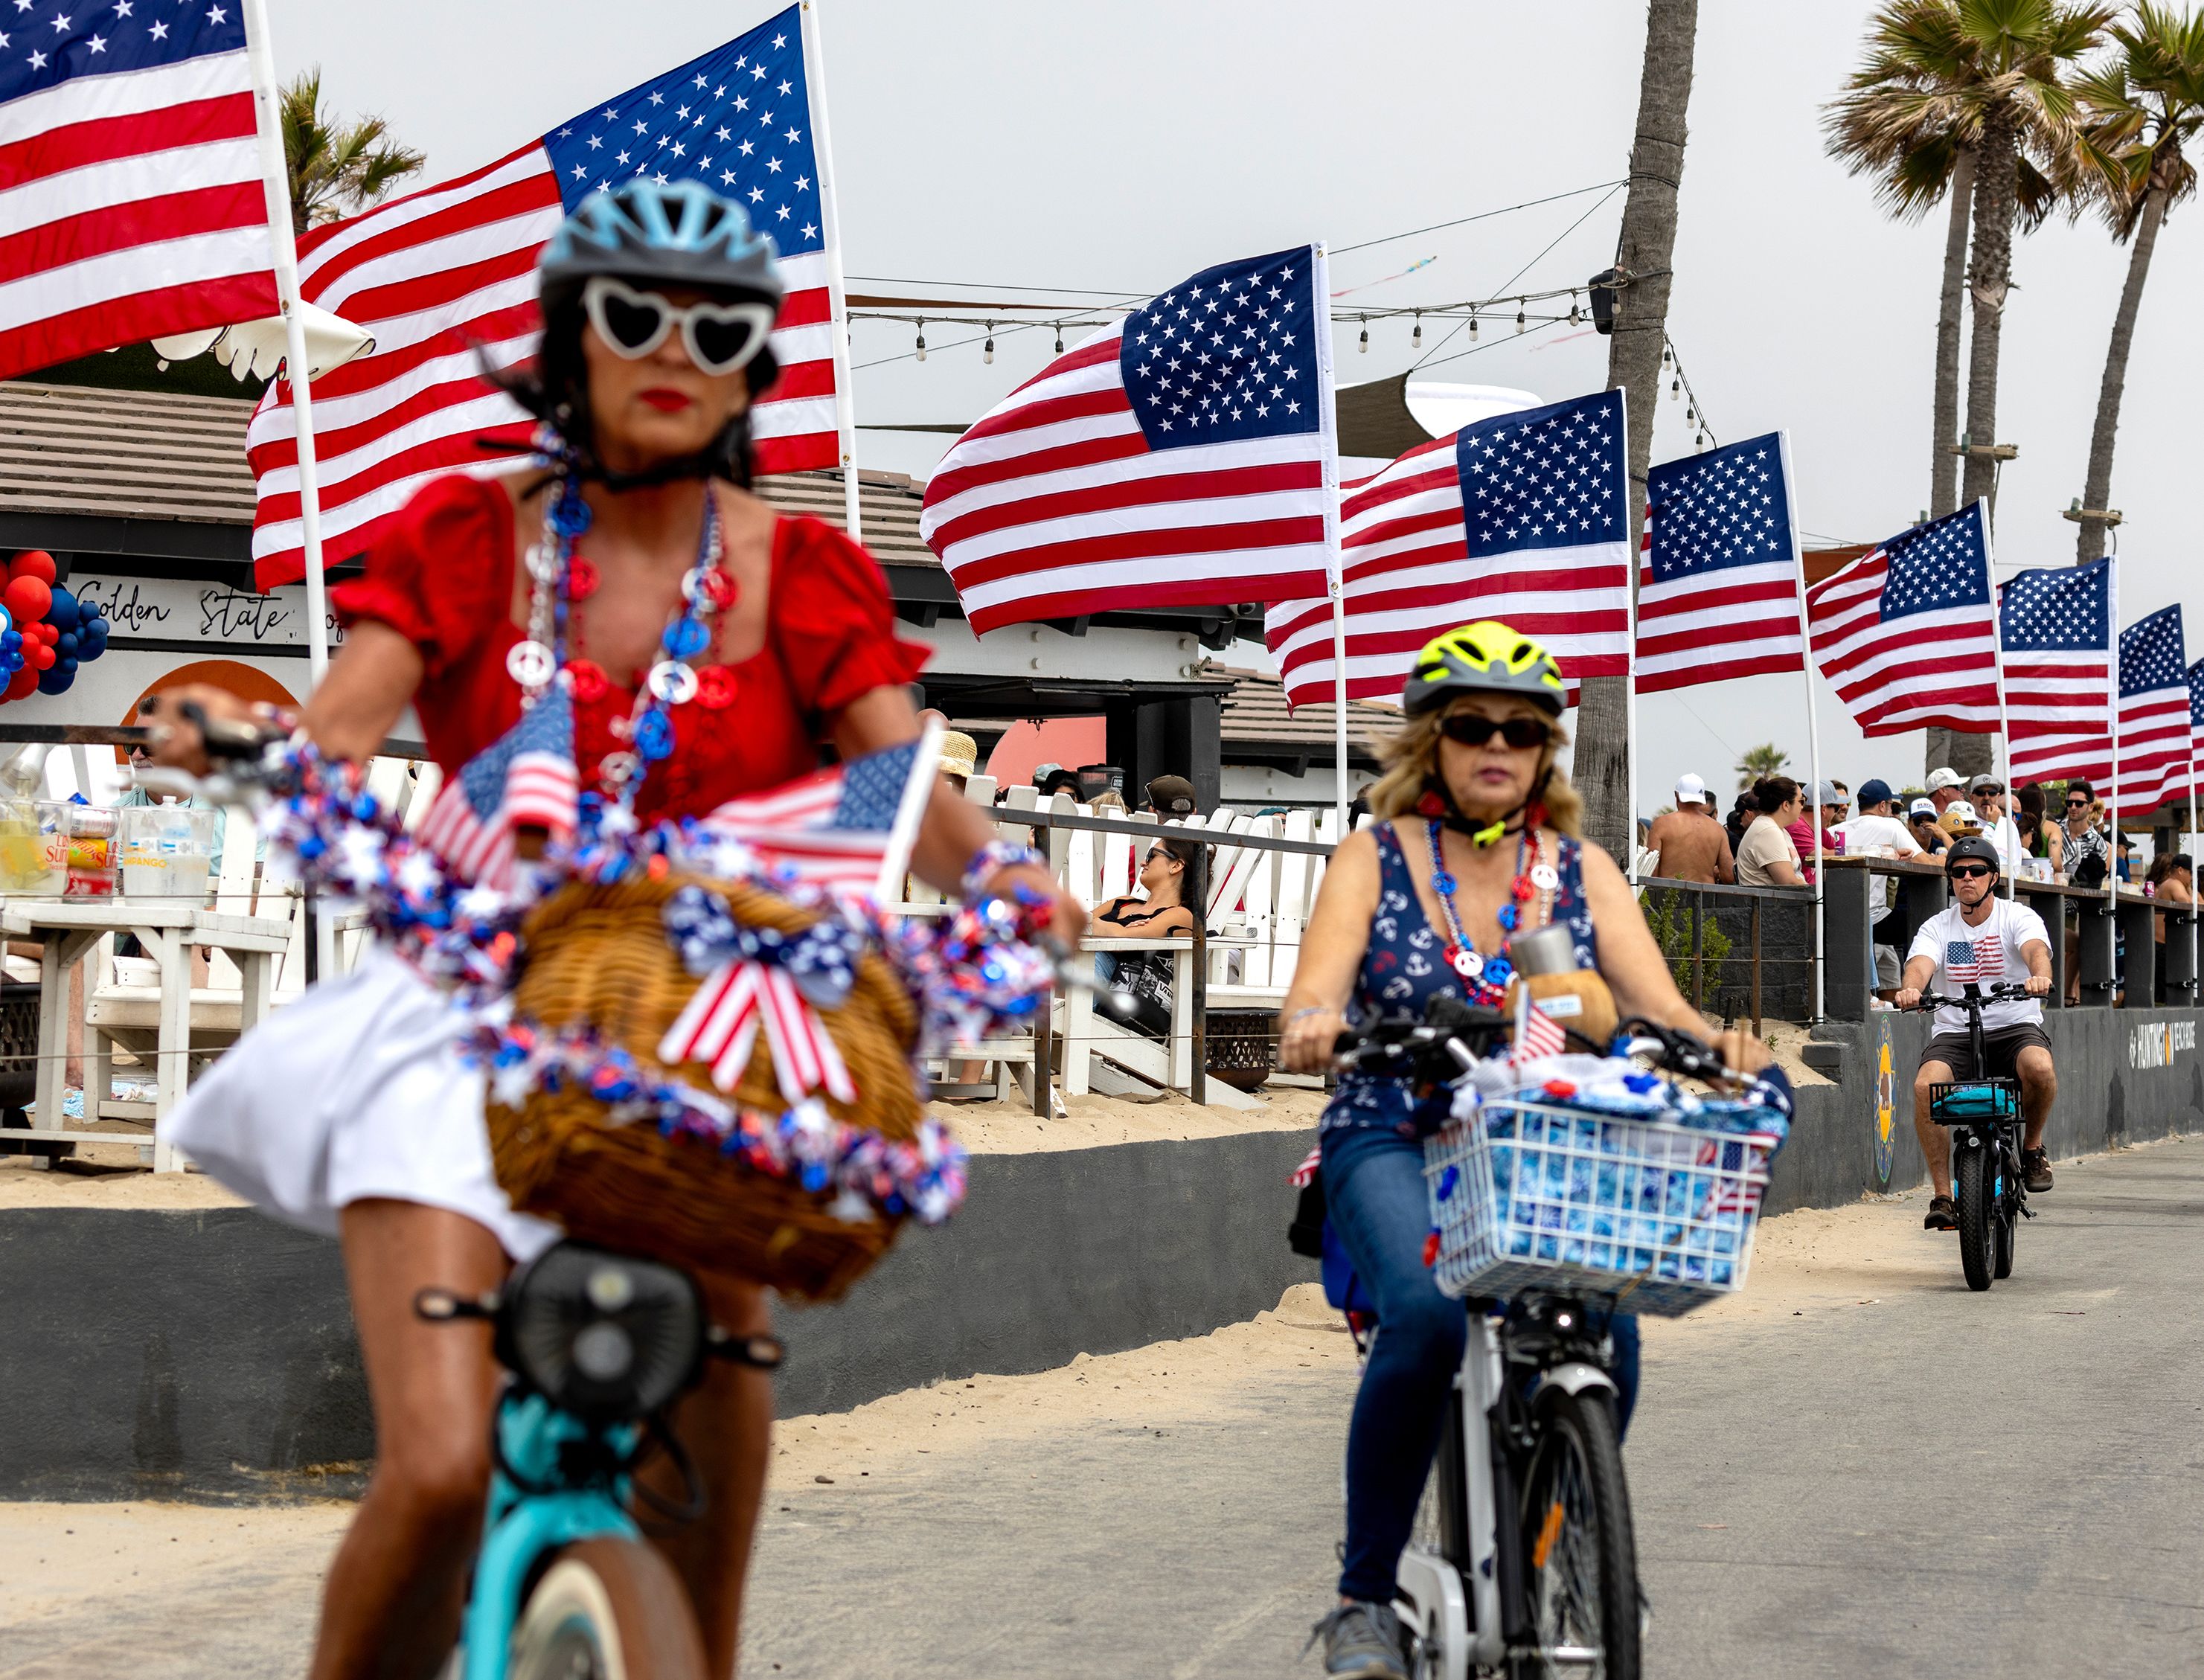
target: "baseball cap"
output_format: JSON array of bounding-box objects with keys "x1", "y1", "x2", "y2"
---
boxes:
[
  {"x1": 1968, "y1": 774, "x2": 2005, "y2": 795},
  {"x1": 1146, "y1": 774, "x2": 1197, "y2": 815},
  {"x1": 1924, "y1": 766, "x2": 1964, "y2": 794},
  {"x1": 1857, "y1": 778, "x2": 1894, "y2": 807},
  {"x1": 1674, "y1": 772, "x2": 1708, "y2": 806},
  {"x1": 1939, "y1": 799, "x2": 1980, "y2": 834},
  {"x1": 1813, "y1": 780, "x2": 1844, "y2": 807},
  {"x1": 1909, "y1": 797, "x2": 1937, "y2": 818}
]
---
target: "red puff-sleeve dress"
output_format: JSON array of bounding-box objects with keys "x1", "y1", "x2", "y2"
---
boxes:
[{"x1": 161, "y1": 473, "x2": 930, "y2": 1258}]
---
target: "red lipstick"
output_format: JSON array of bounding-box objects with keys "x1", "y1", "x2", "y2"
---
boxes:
[{"x1": 638, "y1": 388, "x2": 691, "y2": 412}]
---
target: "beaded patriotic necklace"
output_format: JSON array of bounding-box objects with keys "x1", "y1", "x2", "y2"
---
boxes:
[
  {"x1": 1423, "y1": 817, "x2": 1560, "y2": 1007},
  {"x1": 509, "y1": 472, "x2": 738, "y2": 814}
]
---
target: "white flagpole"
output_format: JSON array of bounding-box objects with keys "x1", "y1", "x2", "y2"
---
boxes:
[
  {"x1": 1624, "y1": 402, "x2": 1641, "y2": 886},
  {"x1": 800, "y1": 0, "x2": 863, "y2": 545},
  {"x1": 241, "y1": 0, "x2": 329, "y2": 682},
  {"x1": 1984, "y1": 500, "x2": 2014, "y2": 899},
  {"x1": 1312, "y1": 240, "x2": 1350, "y2": 834},
  {"x1": 1779, "y1": 429, "x2": 1825, "y2": 1023},
  {"x1": 2109, "y1": 557, "x2": 2121, "y2": 987}
]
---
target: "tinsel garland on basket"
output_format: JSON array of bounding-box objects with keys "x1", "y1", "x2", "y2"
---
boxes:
[{"x1": 248, "y1": 740, "x2": 1058, "y2": 1225}]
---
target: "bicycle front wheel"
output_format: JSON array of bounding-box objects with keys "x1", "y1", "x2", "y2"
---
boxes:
[
  {"x1": 1518, "y1": 1388, "x2": 1639, "y2": 1680},
  {"x1": 1954, "y1": 1138, "x2": 1996, "y2": 1292},
  {"x1": 507, "y1": 1537, "x2": 707, "y2": 1680}
]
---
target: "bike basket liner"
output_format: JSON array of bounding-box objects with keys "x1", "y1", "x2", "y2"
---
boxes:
[
  {"x1": 1929, "y1": 1080, "x2": 2020, "y2": 1121},
  {"x1": 1423, "y1": 1100, "x2": 1777, "y2": 1316},
  {"x1": 487, "y1": 874, "x2": 925, "y2": 1304}
]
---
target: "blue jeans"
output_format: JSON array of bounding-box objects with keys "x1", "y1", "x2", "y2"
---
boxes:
[{"x1": 1322, "y1": 1123, "x2": 1640, "y2": 1604}]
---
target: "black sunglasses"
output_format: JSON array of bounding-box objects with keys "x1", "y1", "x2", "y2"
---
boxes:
[
  {"x1": 1438, "y1": 714, "x2": 1552, "y2": 751},
  {"x1": 1948, "y1": 863, "x2": 1996, "y2": 879},
  {"x1": 2066, "y1": 795, "x2": 2090, "y2": 807}
]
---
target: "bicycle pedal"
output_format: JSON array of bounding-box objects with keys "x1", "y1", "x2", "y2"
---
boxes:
[{"x1": 2018, "y1": 1205, "x2": 2036, "y2": 1219}]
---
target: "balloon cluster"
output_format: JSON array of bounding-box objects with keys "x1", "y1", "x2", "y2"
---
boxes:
[{"x1": 0, "y1": 551, "x2": 112, "y2": 701}]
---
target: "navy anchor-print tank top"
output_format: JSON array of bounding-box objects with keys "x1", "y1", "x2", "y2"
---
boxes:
[{"x1": 1320, "y1": 820, "x2": 1598, "y2": 1135}]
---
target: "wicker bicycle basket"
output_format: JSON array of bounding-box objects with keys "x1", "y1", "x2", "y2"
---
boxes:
[{"x1": 485, "y1": 874, "x2": 925, "y2": 1301}]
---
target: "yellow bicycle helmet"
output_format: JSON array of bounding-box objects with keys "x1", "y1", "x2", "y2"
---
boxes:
[{"x1": 1403, "y1": 621, "x2": 1566, "y2": 717}]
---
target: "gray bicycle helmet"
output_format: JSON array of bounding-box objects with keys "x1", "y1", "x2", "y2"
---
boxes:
[
  {"x1": 1944, "y1": 836, "x2": 2002, "y2": 877},
  {"x1": 539, "y1": 178, "x2": 784, "y2": 311}
]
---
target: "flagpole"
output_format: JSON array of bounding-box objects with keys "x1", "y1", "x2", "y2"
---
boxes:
[
  {"x1": 800, "y1": 0, "x2": 863, "y2": 545},
  {"x1": 1984, "y1": 499, "x2": 2014, "y2": 900},
  {"x1": 241, "y1": 0, "x2": 330, "y2": 682},
  {"x1": 2109, "y1": 556, "x2": 2121, "y2": 989},
  {"x1": 1312, "y1": 240, "x2": 1349, "y2": 834},
  {"x1": 1778, "y1": 429, "x2": 1824, "y2": 1024},
  {"x1": 1624, "y1": 403, "x2": 1640, "y2": 887}
]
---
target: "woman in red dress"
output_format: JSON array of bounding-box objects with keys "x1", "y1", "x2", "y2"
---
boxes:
[{"x1": 151, "y1": 180, "x2": 1079, "y2": 1680}]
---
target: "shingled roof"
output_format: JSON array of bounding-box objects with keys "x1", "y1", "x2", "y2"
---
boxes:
[{"x1": 1217, "y1": 668, "x2": 1393, "y2": 768}]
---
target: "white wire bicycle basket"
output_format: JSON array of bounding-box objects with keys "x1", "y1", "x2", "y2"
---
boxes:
[{"x1": 1422, "y1": 1094, "x2": 1780, "y2": 1317}]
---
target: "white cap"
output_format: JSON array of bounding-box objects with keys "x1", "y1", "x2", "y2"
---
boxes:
[
  {"x1": 1944, "y1": 799, "x2": 1979, "y2": 827},
  {"x1": 1924, "y1": 766, "x2": 1965, "y2": 794},
  {"x1": 1674, "y1": 772, "x2": 1708, "y2": 806},
  {"x1": 1909, "y1": 797, "x2": 1937, "y2": 817}
]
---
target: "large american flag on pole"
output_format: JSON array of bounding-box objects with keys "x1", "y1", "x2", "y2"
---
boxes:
[
  {"x1": 2002, "y1": 559, "x2": 2115, "y2": 795},
  {"x1": 1264, "y1": 390, "x2": 1630, "y2": 708},
  {"x1": 417, "y1": 690, "x2": 580, "y2": 888},
  {"x1": 246, "y1": 5, "x2": 842, "y2": 590},
  {"x1": 2188, "y1": 655, "x2": 2204, "y2": 809},
  {"x1": 2118, "y1": 603, "x2": 2187, "y2": 816},
  {"x1": 1636, "y1": 432, "x2": 1804, "y2": 693},
  {"x1": 1804, "y1": 501, "x2": 1999, "y2": 735},
  {"x1": 919, "y1": 244, "x2": 1336, "y2": 634},
  {"x1": 0, "y1": 2, "x2": 278, "y2": 379}
]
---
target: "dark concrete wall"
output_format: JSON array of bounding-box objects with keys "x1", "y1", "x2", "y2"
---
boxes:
[
  {"x1": 0, "y1": 1129, "x2": 1316, "y2": 1502},
  {"x1": 7, "y1": 1007, "x2": 2203, "y2": 1501}
]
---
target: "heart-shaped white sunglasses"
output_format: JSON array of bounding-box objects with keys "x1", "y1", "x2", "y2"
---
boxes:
[{"x1": 580, "y1": 275, "x2": 775, "y2": 376}]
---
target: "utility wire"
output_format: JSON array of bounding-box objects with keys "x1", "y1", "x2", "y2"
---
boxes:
[{"x1": 1331, "y1": 179, "x2": 1628, "y2": 256}]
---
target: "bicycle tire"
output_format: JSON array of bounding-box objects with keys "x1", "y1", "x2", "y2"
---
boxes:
[
  {"x1": 1517, "y1": 1388, "x2": 1639, "y2": 1680},
  {"x1": 1993, "y1": 1156, "x2": 2017, "y2": 1279},
  {"x1": 507, "y1": 1536, "x2": 708, "y2": 1680},
  {"x1": 1954, "y1": 1139, "x2": 1996, "y2": 1292}
]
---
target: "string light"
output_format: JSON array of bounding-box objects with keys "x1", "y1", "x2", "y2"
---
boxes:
[
  {"x1": 983, "y1": 323, "x2": 994, "y2": 365},
  {"x1": 1358, "y1": 315, "x2": 1369, "y2": 353},
  {"x1": 914, "y1": 320, "x2": 926, "y2": 362},
  {"x1": 1412, "y1": 312, "x2": 1423, "y2": 348},
  {"x1": 1685, "y1": 405, "x2": 1695, "y2": 423},
  {"x1": 1670, "y1": 376, "x2": 1680, "y2": 397},
  {"x1": 1515, "y1": 301, "x2": 1525, "y2": 334},
  {"x1": 1054, "y1": 323, "x2": 1065, "y2": 354},
  {"x1": 1468, "y1": 310, "x2": 1479, "y2": 339},
  {"x1": 1568, "y1": 290, "x2": 1581, "y2": 325}
]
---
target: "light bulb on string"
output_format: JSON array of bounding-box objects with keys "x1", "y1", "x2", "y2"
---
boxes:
[
  {"x1": 1358, "y1": 315, "x2": 1368, "y2": 354},
  {"x1": 984, "y1": 323, "x2": 994, "y2": 365},
  {"x1": 1568, "y1": 292, "x2": 1581, "y2": 325},
  {"x1": 1469, "y1": 311, "x2": 1479, "y2": 339},
  {"x1": 1411, "y1": 312, "x2": 1422, "y2": 348},
  {"x1": 1685, "y1": 405, "x2": 1694, "y2": 423},
  {"x1": 1054, "y1": 323, "x2": 1065, "y2": 354},
  {"x1": 1515, "y1": 301, "x2": 1525, "y2": 335},
  {"x1": 1695, "y1": 432, "x2": 1705, "y2": 449},
  {"x1": 1662, "y1": 346, "x2": 1674, "y2": 366},
  {"x1": 1670, "y1": 376, "x2": 1680, "y2": 397},
  {"x1": 914, "y1": 320, "x2": 926, "y2": 363}
]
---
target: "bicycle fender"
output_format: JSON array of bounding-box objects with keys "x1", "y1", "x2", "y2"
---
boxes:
[{"x1": 1534, "y1": 1362, "x2": 1617, "y2": 1403}]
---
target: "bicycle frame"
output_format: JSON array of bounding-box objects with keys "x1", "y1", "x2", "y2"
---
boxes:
[{"x1": 458, "y1": 1389, "x2": 644, "y2": 1680}]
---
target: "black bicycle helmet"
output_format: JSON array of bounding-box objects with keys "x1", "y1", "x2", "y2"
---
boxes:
[{"x1": 1944, "y1": 836, "x2": 2002, "y2": 877}]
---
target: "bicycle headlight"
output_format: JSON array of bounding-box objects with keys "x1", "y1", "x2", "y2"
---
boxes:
[{"x1": 499, "y1": 1243, "x2": 705, "y2": 1424}]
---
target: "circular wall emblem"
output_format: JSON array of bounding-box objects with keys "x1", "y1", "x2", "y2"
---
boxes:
[{"x1": 1873, "y1": 1016, "x2": 1896, "y2": 1188}]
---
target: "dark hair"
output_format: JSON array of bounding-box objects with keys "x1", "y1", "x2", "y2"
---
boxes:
[
  {"x1": 2147, "y1": 849, "x2": 2176, "y2": 888},
  {"x1": 2064, "y1": 778, "x2": 2095, "y2": 802},
  {"x1": 2016, "y1": 781, "x2": 2046, "y2": 820},
  {"x1": 2016, "y1": 809, "x2": 2041, "y2": 845},
  {"x1": 1752, "y1": 775, "x2": 1801, "y2": 814},
  {"x1": 1144, "y1": 835, "x2": 1207, "y2": 908},
  {"x1": 487, "y1": 282, "x2": 778, "y2": 488}
]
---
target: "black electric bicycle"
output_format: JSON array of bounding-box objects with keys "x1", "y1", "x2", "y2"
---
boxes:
[{"x1": 1909, "y1": 983, "x2": 2035, "y2": 1292}]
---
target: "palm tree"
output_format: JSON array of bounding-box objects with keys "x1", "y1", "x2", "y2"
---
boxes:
[
  {"x1": 2066, "y1": 4, "x2": 2204, "y2": 562},
  {"x1": 1580, "y1": 0, "x2": 1698, "y2": 859},
  {"x1": 281, "y1": 70, "x2": 425, "y2": 237},
  {"x1": 1736, "y1": 743, "x2": 1790, "y2": 789},
  {"x1": 1824, "y1": 1, "x2": 2064, "y2": 524}
]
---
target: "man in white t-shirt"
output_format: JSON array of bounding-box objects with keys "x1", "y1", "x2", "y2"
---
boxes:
[
  {"x1": 1835, "y1": 778, "x2": 1922, "y2": 998},
  {"x1": 1894, "y1": 837, "x2": 2057, "y2": 1230},
  {"x1": 1968, "y1": 774, "x2": 2025, "y2": 876}
]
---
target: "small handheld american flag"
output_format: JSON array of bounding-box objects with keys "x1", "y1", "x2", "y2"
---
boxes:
[
  {"x1": 699, "y1": 728, "x2": 938, "y2": 900},
  {"x1": 416, "y1": 691, "x2": 580, "y2": 888}
]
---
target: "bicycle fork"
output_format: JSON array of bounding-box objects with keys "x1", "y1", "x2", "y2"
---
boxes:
[{"x1": 1397, "y1": 1316, "x2": 1510, "y2": 1679}]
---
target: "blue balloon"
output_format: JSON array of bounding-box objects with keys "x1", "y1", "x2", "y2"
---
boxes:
[
  {"x1": 55, "y1": 633, "x2": 76, "y2": 659},
  {"x1": 1, "y1": 632, "x2": 19, "y2": 653},
  {"x1": 78, "y1": 618, "x2": 108, "y2": 658},
  {"x1": 35, "y1": 664, "x2": 73, "y2": 695},
  {"x1": 44, "y1": 587, "x2": 78, "y2": 635}
]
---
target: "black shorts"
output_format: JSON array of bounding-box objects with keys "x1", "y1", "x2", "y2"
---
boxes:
[{"x1": 1923, "y1": 1022, "x2": 2052, "y2": 1082}]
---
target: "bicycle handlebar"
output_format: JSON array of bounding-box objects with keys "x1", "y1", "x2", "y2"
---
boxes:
[
  {"x1": 1332, "y1": 1001, "x2": 1769, "y2": 1094},
  {"x1": 1902, "y1": 981, "x2": 2037, "y2": 1013}
]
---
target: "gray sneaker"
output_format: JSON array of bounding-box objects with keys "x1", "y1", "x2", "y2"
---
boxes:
[{"x1": 1307, "y1": 1601, "x2": 1409, "y2": 1679}]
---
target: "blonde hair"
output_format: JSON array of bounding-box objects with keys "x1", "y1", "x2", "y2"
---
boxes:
[{"x1": 1367, "y1": 708, "x2": 1583, "y2": 839}]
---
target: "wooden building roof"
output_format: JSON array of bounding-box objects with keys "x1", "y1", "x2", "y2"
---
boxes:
[{"x1": 1217, "y1": 668, "x2": 1393, "y2": 769}]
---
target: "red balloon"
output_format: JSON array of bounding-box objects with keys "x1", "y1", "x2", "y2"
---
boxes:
[
  {"x1": 7, "y1": 551, "x2": 56, "y2": 586},
  {"x1": 32, "y1": 621, "x2": 57, "y2": 644},
  {"x1": 25, "y1": 643, "x2": 53, "y2": 671},
  {"x1": 4, "y1": 577, "x2": 51, "y2": 623},
  {"x1": 1, "y1": 667, "x2": 36, "y2": 702}
]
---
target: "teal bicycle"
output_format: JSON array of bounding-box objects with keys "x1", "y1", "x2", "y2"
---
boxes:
[
  {"x1": 416, "y1": 1240, "x2": 784, "y2": 1679},
  {"x1": 1912, "y1": 983, "x2": 2034, "y2": 1292}
]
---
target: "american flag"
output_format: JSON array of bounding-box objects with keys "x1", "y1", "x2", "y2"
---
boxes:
[
  {"x1": 2118, "y1": 604, "x2": 2188, "y2": 816},
  {"x1": 1636, "y1": 432, "x2": 1803, "y2": 693},
  {"x1": 247, "y1": 5, "x2": 841, "y2": 590},
  {"x1": 1264, "y1": 391, "x2": 1630, "y2": 708},
  {"x1": 2002, "y1": 559, "x2": 2115, "y2": 797},
  {"x1": 1942, "y1": 932, "x2": 2004, "y2": 986},
  {"x1": 1805, "y1": 501, "x2": 1999, "y2": 735},
  {"x1": 699, "y1": 737, "x2": 929, "y2": 894},
  {"x1": 1511, "y1": 996, "x2": 1567, "y2": 1064},
  {"x1": 416, "y1": 691, "x2": 580, "y2": 888},
  {"x1": 0, "y1": 1, "x2": 278, "y2": 379},
  {"x1": 920, "y1": 245, "x2": 1336, "y2": 635}
]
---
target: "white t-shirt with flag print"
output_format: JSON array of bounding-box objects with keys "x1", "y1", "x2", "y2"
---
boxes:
[{"x1": 1906, "y1": 899, "x2": 2051, "y2": 1034}]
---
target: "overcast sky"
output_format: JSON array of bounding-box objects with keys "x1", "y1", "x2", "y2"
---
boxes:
[{"x1": 275, "y1": 0, "x2": 2203, "y2": 809}]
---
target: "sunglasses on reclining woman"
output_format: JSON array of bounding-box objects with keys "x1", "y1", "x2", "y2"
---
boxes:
[
  {"x1": 1438, "y1": 714, "x2": 1552, "y2": 751},
  {"x1": 581, "y1": 275, "x2": 775, "y2": 376}
]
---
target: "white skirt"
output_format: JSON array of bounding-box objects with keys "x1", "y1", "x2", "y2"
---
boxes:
[{"x1": 159, "y1": 944, "x2": 563, "y2": 1261}]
